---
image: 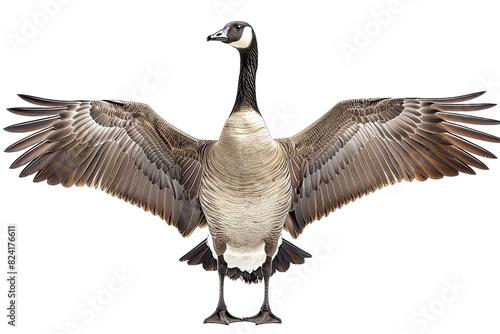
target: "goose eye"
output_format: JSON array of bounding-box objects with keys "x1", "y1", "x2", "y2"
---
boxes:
[{"x1": 236, "y1": 25, "x2": 242, "y2": 30}]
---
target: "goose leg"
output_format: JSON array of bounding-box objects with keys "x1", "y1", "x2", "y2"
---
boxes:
[
  {"x1": 243, "y1": 256, "x2": 282, "y2": 324},
  {"x1": 204, "y1": 255, "x2": 242, "y2": 324}
]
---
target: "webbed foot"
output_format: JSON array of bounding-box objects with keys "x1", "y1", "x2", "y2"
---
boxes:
[
  {"x1": 243, "y1": 309, "x2": 281, "y2": 325},
  {"x1": 204, "y1": 308, "x2": 242, "y2": 325}
]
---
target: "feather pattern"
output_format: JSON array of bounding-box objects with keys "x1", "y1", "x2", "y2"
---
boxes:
[
  {"x1": 179, "y1": 238, "x2": 311, "y2": 284},
  {"x1": 5, "y1": 94, "x2": 215, "y2": 237},
  {"x1": 278, "y1": 92, "x2": 499, "y2": 238}
]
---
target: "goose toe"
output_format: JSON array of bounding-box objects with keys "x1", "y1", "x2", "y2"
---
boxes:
[
  {"x1": 243, "y1": 309, "x2": 281, "y2": 325},
  {"x1": 204, "y1": 309, "x2": 242, "y2": 325}
]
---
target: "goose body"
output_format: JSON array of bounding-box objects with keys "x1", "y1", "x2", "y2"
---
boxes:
[
  {"x1": 4, "y1": 21, "x2": 500, "y2": 325},
  {"x1": 201, "y1": 108, "x2": 291, "y2": 270}
]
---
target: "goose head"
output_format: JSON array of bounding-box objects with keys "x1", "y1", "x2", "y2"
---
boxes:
[
  {"x1": 207, "y1": 21, "x2": 255, "y2": 50},
  {"x1": 207, "y1": 21, "x2": 259, "y2": 114}
]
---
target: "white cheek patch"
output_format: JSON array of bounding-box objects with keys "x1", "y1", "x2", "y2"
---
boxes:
[{"x1": 230, "y1": 26, "x2": 253, "y2": 49}]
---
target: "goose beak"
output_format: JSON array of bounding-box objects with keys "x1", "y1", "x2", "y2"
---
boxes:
[{"x1": 207, "y1": 27, "x2": 229, "y2": 42}]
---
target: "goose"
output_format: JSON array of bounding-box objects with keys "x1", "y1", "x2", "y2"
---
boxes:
[{"x1": 4, "y1": 20, "x2": 500, "y2": 325}]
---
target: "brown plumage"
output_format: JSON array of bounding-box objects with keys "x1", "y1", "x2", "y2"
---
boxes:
[
  {"x1": 277, "y1": 92, "x2": 500, "y2": 238},
  {"x1": 5, "y1": 95, "x2": 214, "y2": 237},
  {"x1": 4, "y1": 20, "x2": 500, "y2": 325}
]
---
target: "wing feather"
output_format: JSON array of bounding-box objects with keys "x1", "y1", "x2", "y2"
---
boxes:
[
  {"x1": 5, "y1": 95, "x2": 215, "y2": 237},
  {"x1": 278, "y1": 92, "x2": 499, "y2": 238}
]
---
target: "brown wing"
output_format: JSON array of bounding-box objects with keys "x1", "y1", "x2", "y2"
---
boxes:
[
  {"x1": 5, "y1": 94, "x2": 215, "y2": 237},
  {"x1": 277, "y1": 92, "x2": 500, "y2": 238}
]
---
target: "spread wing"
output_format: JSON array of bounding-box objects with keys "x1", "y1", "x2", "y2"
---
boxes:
[
  {"x1": 5, "y1": 94, "x2": 215, "y2": 237},
  {"x1": 277, "y1": 92, "x2": 500, "y2": 238}
]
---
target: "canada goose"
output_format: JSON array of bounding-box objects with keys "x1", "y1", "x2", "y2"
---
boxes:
[{"x1": 4, "y1": 20, "x2": 500, "y2": 325}]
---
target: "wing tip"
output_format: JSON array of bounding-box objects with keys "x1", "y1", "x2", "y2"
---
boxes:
[
  {"x1": 463, "y1": 91, "x2": 487, "y2": 100},
  {"x1": 4, "y1": 125, "x2": 18, "y2": 133},
  {"x1": 418, "y1": 91, "x2": 488, "y2": 103},
  {"x1": 16, "y1": 94, "x2": 82, "y2": 106},
  {"x1": 17, "y1": 94, "x2": 43, "y2": 104},
  {"x1": 472, "y1": 90, "x2": 486, "y2": 98}
]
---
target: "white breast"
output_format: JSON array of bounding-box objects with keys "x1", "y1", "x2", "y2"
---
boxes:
[{"x1": 200, "y1": 109, "x2": 292, "y2": 262}]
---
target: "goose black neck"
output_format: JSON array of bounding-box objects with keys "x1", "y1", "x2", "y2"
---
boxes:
[{"x1": 232, "y1": 41, "x2": 259, "y2": 114}]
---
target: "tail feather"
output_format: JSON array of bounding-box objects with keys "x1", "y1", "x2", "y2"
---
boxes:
[
  {"x1": 178, "y1": 238, "x2": 217, "y2": 271},
  {"x1": 179, "y1": 238, "x2": 312, "y2": 284}
]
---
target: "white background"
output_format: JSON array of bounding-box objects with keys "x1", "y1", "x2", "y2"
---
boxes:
[{"x1": 1, "y1": 1, "x2": 500, "y2": 333}]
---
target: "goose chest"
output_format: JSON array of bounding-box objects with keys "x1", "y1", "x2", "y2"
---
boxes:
[{"x1": 200, "y1": 109, "x2": 292, "y2": 255}]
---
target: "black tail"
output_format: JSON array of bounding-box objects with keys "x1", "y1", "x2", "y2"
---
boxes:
[
  {"x1": 179, "y1": 239, "x2": 218, "y2": 271},
  {"x1": 179, "y1": 238, "x2": 311, "y2": 284}
]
